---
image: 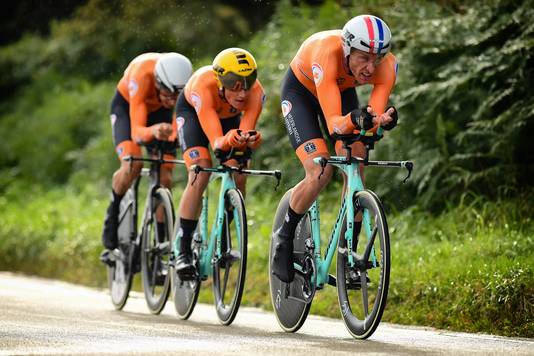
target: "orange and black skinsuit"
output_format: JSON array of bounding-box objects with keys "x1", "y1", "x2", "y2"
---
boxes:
[
  {"x1": 111, "y1": 52, "x2": 177, "y2": 160},
  {"x1": 176, "y1": 65, "x2": 265, "y2": 168},
  {"x1": 280, "y1": 30, "x2": 398, "y2": 162}
]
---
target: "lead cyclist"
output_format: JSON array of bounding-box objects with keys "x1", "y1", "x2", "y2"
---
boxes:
[{"x1": 272, "y1": 15, "x2": 400, "y2": 283}]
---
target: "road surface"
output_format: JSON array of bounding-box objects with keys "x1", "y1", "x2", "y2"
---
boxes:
[{"x1": 1, "y1": 272, "x2": 532, "y2": 355}]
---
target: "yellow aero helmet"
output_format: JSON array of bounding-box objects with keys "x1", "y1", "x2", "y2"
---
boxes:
[{"x1": 212, "y1": 48, "x2": 257, "y2": 91}]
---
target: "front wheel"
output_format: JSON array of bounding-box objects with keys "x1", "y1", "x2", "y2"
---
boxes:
[
  {"x1": 337, "y1": 189, "x2": 390, "y2": 339},
  {"x1": 212, "y1": 188, "x2": 247, "y2": 325},
  {"x1": 141, "y1": 187, "x2": 174, "y2": 314}
]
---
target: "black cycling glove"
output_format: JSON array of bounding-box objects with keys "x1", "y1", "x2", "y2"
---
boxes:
[
  {"x1": 381, "y1": 106, "x2": 398, "y2": 131},
  {"x1": 350, "y1": 107, "x2": 374, "y2": 131}
]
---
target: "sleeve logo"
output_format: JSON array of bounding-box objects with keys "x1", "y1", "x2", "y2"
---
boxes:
[
  {"x1": 176, "y1": 116, "x2": 185, "y2": 131},
  {"x1": 128, "y1": 79, "x2": 139, "y2": 97},
  {"x1": 190, "y1": 91, "x2": 202, "y2": 113},
  {"x1": 311, "y1": 63, "x2": 324, "y2": 86},
  {"x1": 281, "y1": 100, "x2": 292, "y2": 117}
]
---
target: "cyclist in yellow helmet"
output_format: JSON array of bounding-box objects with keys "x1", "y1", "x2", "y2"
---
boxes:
[{"x1": 174, "y1": 48, "x2": 265, "y2": 275}]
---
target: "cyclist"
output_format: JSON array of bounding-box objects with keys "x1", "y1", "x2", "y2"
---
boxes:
[
  {"x1": 174, "y1": 47, "x2": 264, "y2": 276},
  {"x1": 100, "y1": 52, "x2": 193, "y2": 265},
  {"x1": 272, "y1": 15, "x2": 399, "y2": 282}
]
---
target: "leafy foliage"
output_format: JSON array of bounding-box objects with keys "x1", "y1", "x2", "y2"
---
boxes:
[{"x1": 385, "y1": 0, "x2": 534, "y2": 209}]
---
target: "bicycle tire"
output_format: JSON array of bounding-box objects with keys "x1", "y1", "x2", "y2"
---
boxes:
[
  {"x1": 336, "y1": 189, "x2": 390, "y2": 339},
  {"x1": 212, "y1": 188, "x2": 247, "y2": 325},
  {"x1": 172, "y1": 221, "x2": 201, "y2": 320},
  {"x1": 108, "y1": 188, "x2": 136, "y2": 310},
  {"x1": 269, "y1": 189, "x2": 312, "y2": 332},
  {"x1": 141, "y1": 187, "x2": 174, "y2": 314}
]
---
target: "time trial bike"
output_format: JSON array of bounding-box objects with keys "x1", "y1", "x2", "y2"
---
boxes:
[
  {"x1": 105, "y1": 140, "x2": 183, "y2": 314},
  {"x1": 269, "y1": 131, "x2": 413, "y2": 339},
  {"x1": 173, "y1": 143, "x2": 281, "y2": 325}
]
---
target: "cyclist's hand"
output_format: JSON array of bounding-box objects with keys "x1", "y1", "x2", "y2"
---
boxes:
[
  {"x1": 350, "y1": 106, "x2": 375, "y2": 131},
  {"x1": 379, "y1": 106, "x2": 398, "y2": 131},
  {"x1": 215, "y1": 129, "x2": 247, "y2": 151},
  {"x1": 246, "y1": 130, "x2": 262, "y2": 149},
  {"x1": 151, "y1": 123, "x2": 173, "y2": 141}
]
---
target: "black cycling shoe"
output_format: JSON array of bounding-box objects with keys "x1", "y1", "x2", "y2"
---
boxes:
[
  {"x1": 175, "y1": 252, "x2": 195, "y2": 279},
  {"x1": 271, "y1": 230, "x2": 295, "y2": 283},
  {"x1": 102, "y1": 202, "x2": 119, "y2": 250},
  {"x1": 99, "y1": 249, "x2": 115, "y2": 267}
]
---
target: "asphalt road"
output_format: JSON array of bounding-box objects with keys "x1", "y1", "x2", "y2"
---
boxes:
[{"x1": 1, "y1": 272, "x2": 533, "y2": 355}]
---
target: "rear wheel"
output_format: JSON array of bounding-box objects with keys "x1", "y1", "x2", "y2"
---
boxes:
[
  {"x1": 108, "y1": 188, "x2": 136, "y2": 310},
  {"x1": 172, "y1": 218, "x2": 201, "y2": 320},
  {"x1": 337, "y1": 190, "x2": 390, "y2": 339},
  {"x1": 269, "y1": 189, "x2": 312, "y2": 332},
  {"x1": 212, "y1": 188, "x2": 247, "y2": 325},
  {"x1": 141, "y1": 187, "x2": 174, "y2": 314}
]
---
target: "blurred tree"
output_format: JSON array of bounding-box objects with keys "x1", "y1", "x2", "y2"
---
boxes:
[{"x1": 1, "y1": 1, "x2": 87, "y2": 45}]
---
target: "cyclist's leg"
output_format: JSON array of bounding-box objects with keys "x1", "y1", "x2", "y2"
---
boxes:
[
  {"x1": 102, "y1": 91, "x2": 143, "y2": 255},
  {"x1": 175, "y1": 93, "x2": 212, "y2": 273},
  {"x1": 272, "y1": 68, "x2": 334, "y2": 282}
]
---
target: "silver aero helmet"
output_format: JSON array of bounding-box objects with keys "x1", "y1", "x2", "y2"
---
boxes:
[
  {"x1": 154, "y1": 53, "x2": 193, "y2": 94},
  {"x1": 342, "y1": 15, "x2": 392, "y2": 57}
]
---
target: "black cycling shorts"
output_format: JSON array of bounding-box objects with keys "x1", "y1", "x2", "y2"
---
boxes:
[
  {"x1": 110, "y1": 90, "x2": 176, "y2": 155},
  {"x1": 175, "y1": 91, "x2": 241, "y2": 153},
  {"x1": 280, "y1": 68, "x2": 359, "y2": 150}
]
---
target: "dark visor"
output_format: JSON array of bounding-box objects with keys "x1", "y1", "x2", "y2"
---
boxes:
[{"x1": 220, "y1": 70, "x2": 257, "y2": 91}]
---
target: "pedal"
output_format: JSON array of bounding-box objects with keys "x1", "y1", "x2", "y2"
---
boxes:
[
  {"x1": 218, "y1": 250, "x2": 241, "y2": 269},
  {"x1": 346, "y1": 273, "x2": 370, "y2": 290}
]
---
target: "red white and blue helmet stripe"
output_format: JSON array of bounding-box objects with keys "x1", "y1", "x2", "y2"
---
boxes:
[{"x1": 342, "y1": 15, "x2": 392, "y2": 57}]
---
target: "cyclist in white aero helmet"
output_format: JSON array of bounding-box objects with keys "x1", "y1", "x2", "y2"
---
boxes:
[
  {"x1": 341, "y1": 15, "x2": 392, "y2": 56},
  {"x1": 100, "y1": 52, "x2": 193, "y2": 266}
]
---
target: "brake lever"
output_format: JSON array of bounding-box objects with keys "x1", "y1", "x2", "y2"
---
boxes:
[
  {"x1": 274, "y1": 170, "x2": 282, "y2": 191},
  {"x1": 402, "y1": 161, "x2": 413, "y2": 184},
  {"x1": 191, "y1": 165, "x2": 202, "y2": 186},
  {"x1": 317, "y1": 157, "x2": 328, "y2": 180},
  {"x1": 122, "y1": 155, "x2": 133, "y2": 174}
]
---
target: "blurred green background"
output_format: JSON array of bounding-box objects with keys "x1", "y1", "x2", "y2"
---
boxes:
[{"x1": 0, "y1": 0, "x2": 532, "y2": 337}]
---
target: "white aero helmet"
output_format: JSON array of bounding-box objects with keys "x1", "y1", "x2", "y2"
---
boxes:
[
  {"x1": 342, "y1": 15, "x2": 392, "y2": 57},
  {"x1": 154, "y1": 52, "x2": 193, "y2": 94}
]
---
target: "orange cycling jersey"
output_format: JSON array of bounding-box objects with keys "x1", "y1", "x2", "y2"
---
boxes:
[
  {"x1": 117, "y1": 53, "x2": 177, "y2": 143},
  {"x1": 183, "y1": 66, "x2": 265, "y2": 150},
  {"x1": 290, "y1": 30, "x2": 398, "y2": 134}
]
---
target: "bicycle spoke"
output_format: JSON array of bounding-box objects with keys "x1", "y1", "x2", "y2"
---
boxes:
[
  {"x1": 363, "y1": 224, "x2": 378, "y2": 262},
  {"x1": 361, "y1": 270, "x2": 369, "y2": 317},
  {"x1": 221, "y1": 263, "x2": 230, "y2": 300}
]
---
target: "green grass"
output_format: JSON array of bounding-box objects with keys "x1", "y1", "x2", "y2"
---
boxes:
[{"x1": 0, "y1": 183, "x2": 532, "y2": 337}]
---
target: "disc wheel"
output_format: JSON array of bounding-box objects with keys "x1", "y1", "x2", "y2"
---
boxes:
[{"x1": 269, "y1": 189, "x2": 312, "y2": 332}]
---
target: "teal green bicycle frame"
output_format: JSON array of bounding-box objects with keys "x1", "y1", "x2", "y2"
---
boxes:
[
  {"x1": 173, "y1": 155, "x2": 280, "y2": 280},
  {"x1": 198, "y1": 170, "x2": 242, "y2": 279},
  {"x1": 307, "y1": 129, "x2": 387, "y2": 289},
  {"x1": 172, "y1": 168, "x2": 239, "y2": 280},
  {"x1": 309, "y1": 153, "x2": 373, "y2": 289}
]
